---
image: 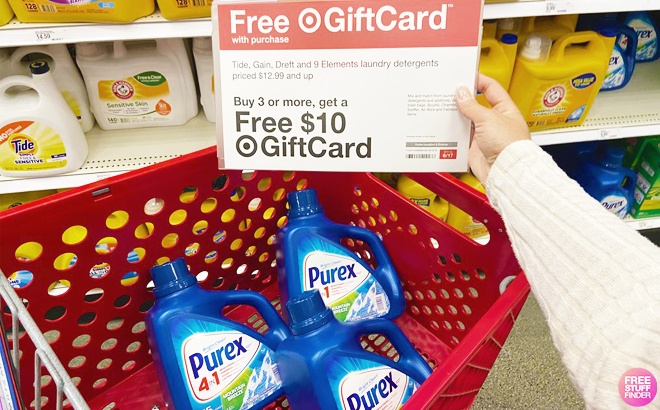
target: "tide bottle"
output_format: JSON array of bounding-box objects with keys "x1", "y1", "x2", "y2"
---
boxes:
[
  {"x1": 277, "y1": 189, "x2": 404, "y2": 323},
  {"x1": 622, "y1": 11, "x2": 660, "y2": 62},
  {"x1": 508, "y1": 31, "x2": 616, "y2": 131},
  {"x1": 7, "y1": 0, "x2": 154, "y2": 23},
  {"x1": 8, "y1": 44, "x2": 95, "y2": 131},
  {"x1": 446, "y1": 173, "x2": 489, "y2": 239},
  {"x1": 0, "y1": 61, "x2": 88, "y2": 178},
  {"x1": 76, "y1": 39, "x2": 198, "y2": 130},
  {"x1": 145, "y1": 258, "x2": 289, "y2": 410},
  {"x1": 275, "y1": 290, "x2": 432, "y2": 410},
  {"x1": 0, "y1": 0, "x2": 13, "y2": 26},
  {"x1": 573, "y1": 146, "x2": 637, "y2": 219},
  {"x1": 477, "y1": 34, "x2": 518, "y2": 107},
  {"x1": 157, "y1": 0, "x2": 212, "y2": 20}
]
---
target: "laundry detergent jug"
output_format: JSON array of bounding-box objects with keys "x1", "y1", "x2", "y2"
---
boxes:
[
  {"x1": 0, "y1": 61, "x2": 88, "y2": 178},
  {"x1": 193, "y1": 37, "x2": 216, "y2": 123},
  {"x1": 8, "y1": 0, "x2": 154, "y2": 23},
  {"x1": 157, "y1": 0, "x2": 212, "y2": 20},
  {"x1": 622, "y1": 11, "x2": 660, "y2": 62},
  {"x1": 477, "y1": 34, "x2": 518, "y2": 107},
  {"x1": 0, "y1": 0, "x2": 13, "y2": 26},
  {"x1": 518, "y1": 14, "x2": 578, "y2": 44},
  {"x1": 76, "y1": 39, "x2": 198, "y2": 130},
  {"x1": 8, "y1": 44, "x2": 94, "y2": 131}
]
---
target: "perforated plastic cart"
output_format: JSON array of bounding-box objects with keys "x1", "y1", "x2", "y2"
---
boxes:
[{"x1": 0, "y1": 146, "x2": 529, "y2": 409}]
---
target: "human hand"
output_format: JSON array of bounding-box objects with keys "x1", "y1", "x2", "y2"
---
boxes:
[{"x1": 456, "y1": 74, "x2": 531, "y2": 183}]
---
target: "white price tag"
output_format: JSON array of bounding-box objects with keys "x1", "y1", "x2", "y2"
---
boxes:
[
  {"x1": 545, "y1": 1, "x2": 572, "y2": 14},
  {"x1": 34, "y1": 29, "x2": 66, "y2": 43},
  {"x1": 598, "y1": 128, "x2": 622, "y2": 141}
]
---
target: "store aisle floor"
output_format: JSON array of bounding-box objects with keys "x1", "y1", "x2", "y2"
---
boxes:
[{"x1": 472, "y1": 295, "x2": 585, "y2": 409}]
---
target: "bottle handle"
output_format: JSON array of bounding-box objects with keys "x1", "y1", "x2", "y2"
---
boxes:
[
  {"x1": 113, "y1": 41, "x2": 127, "y2": 58},
  {"x1": 217, "y1": 290, "x2": 290, "y2": 346},
  {"x1": 620, "y1": 26, "x2": 638, "y2": 77},
  {"x1": 352, "y1": 319, "x2": 432, "y2": 383},
  {"x1": 550, "y1": 30, "x2": 602, "y2": 63},
  {"x1": 338, "y1": 225, "x2": 404, "y2": 315},
  {"x1": 0, "y1": 75, "x2": 38, "y2": 102}
]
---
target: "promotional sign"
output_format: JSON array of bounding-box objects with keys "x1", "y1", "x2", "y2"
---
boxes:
[{"x1": 212, "y1": 0, "x2": 483, "y2": 172}]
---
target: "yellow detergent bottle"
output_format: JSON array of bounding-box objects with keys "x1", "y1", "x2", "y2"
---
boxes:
[
  {"x1": 446, "y1": 173, "x2": 489, "y2": 239},
  {"x1": 7, "y1": 0, "x2": 154, "y2": 23},
  {"x1": 76, "y1": 39, "x2": 198, "y2": 131},
  {"x1": 518, "y1": 14, "x2": 579, "y2": 44},
  {"x1": 157, "y1": 0, "x2": 212, "y2": 20},
  {"x1": 372, "y1": 172, "x2": 400, "y2": 187},
  {"x1": 483, "y1": 19, "x2": 498, "y2": 39},
  {"x1": 0, "y1": 189, "x2": 56, "y2": 211},
  {"x1": 396, "y1": 174, "x2": 449, "y2": 221},
  {"x1": 508, "y1": 31, "x2": 616, "y2": 132},
  {"x1": 8, "y1": 45, "x2": 94, "y2": 132},
  {"x1": 0, "y1": 61, "x2": 88, "y2": 178},
  {"x1": 477, "y1": 34, "x2": 518, "y2": 107},
  {"x1": 0, "y1": 0, "x2": 13, "y2": 26},
  {"x1": 193, "y1": 37, "x2": 216, "y2": 123}
]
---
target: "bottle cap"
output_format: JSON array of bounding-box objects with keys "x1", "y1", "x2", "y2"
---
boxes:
[
  {"x1": 501, "y1": 33, "x2": 518, "y2": 45},
  {"x1": 520, "y1": 34, "x2": 552, "y2": 61},
  {"x1": 287, "y1": 290, "x2": 334, "y2": 335},
  {"x1": 600, "y1": 147, "x2": 625, "y2": 168},
  {"x1": 598, "y1": 28, "x2": 618, "y2": 38},
  {"x1": 150, "y1": 258, "x2": 198, "y2": 298},
  {"x1": 29, "y1": 61, "x2": 50, "y2": 75},
  {"x1": 287, "y1": 189, "x2": 324, "y2": 218}
]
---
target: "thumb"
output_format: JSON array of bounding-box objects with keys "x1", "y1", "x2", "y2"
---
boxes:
[{"x1": 455, "y1": 85, "x2": 490, "y2": 125}]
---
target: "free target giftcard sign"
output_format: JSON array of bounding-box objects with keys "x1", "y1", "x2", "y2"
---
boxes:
[{"x1": 212, "y1": 0, "x2": 483, "y2": 172}]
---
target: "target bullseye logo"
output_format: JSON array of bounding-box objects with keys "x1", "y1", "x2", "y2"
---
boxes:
[{"x1": 236, "y1": 135, "x2": 258, "y2": 157}]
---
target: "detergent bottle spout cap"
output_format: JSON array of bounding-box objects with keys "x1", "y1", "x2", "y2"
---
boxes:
[
  {"x1": 288, "y1": 189, "x2": 324, "y2": 218},
  {"x1": 599, "y1": 147, "x2": 625, "y2": 169},
  {"x1": 520, "y1": 34, "x2": 552, "y2": 61},
  {"x1": 150, "y1": 258, "x2": 198, "y2": 298},
  {"x1": 287, "y1": 290, "x2": 334, "y2": 335}
]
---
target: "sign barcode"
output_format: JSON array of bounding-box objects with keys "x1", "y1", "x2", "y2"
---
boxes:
[
  {"x1": 406, "y1": 153, "x2": 436, "y2": 159},
  {"x1": 192, "y1": 0, "x2": 206, "y2": 6},
  {"x1": 375, "y1": 295, "x2": 386, "y2": 313},
  {"x1": 40, "y1": 5, "x2": 56, "y2": 12}
]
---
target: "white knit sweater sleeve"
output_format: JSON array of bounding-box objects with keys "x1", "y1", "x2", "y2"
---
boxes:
[{"x1": 485, "y1": 140, "x2": 660, "y2": 409}]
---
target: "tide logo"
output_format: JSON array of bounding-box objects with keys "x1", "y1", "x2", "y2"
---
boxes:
[{"x1": 9, "y1": 135, "x2": 37, "y2": 155}]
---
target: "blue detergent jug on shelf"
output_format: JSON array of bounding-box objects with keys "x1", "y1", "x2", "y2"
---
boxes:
[
  {"x1": 145, "y1": 258, "x2": 289, "y2": 410},
  {"x1": 277, "y1": 188, "x2": 404, "y2": 324},
  {"x1": 275, "y1": 290, "x2": 432, "y2": 410},
  {"x1": 573, "y1": 146, "x2": 638, "y2": 219},
  {"x1": 577, "y1": 14, "x2": 638, "y2": 90},
  {"x1": 622, "y1": 11, "x2": 659, "y2": 62}
]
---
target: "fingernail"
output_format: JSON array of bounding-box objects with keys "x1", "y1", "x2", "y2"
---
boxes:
[{"x1": 456, "y1": 85, "x2": 471, "y2": 101}]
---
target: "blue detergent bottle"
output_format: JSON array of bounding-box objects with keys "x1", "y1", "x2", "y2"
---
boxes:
[
  {"x1": 574, "y1": 146, "x2": 638, "y2": 219},
  {"x1": 622, "y1": 11, "x2": 659, "y2": 62},
  {"x1": 145, "y1": 258, "x2": 290, "y2": 410},
  {"x1": 577, "y1": 14, "x2": 638, "y2": 90},
  {"x1": 275, "y1": 290, "x2": 432, "y2": 410},
  {"x1": 277, "y1": 188, "x2": 404, "y2": 323}
]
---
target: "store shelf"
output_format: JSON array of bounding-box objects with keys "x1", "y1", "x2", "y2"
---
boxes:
[
  {"x1": 484, "y1": 0, "x2": 660, "y2": 19},
  {"x1": 625, "y1": 215, "x2": 660, "y2": 231},
  {"x1": 0, "y1": 11, "x2": 212, "y2": 47},
  {"x1": 0, "y1": 112, "x2": 216, "y2": 194},
  {"x1": 532, "y1": 59, "x2": 660, "y2": 146}
]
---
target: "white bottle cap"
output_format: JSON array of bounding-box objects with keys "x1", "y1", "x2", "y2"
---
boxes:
[
  {"x1": 520, "y1": 34, "x2": 552, "y2": 61},
  {"x1": 75, "y1": 42, "x2": 102, "y2": 57}
]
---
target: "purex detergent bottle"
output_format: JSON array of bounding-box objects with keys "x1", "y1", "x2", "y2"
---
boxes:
[
  {"x1": 275, "y1": 290, "x2": 432, "y2": 410},
  {"x1": 277, "y1": 189, "x2": 404, "y2": 323},
  {"x1": 574, "y1": 146, "x2": 637, "y2": 219},
  {"x1": 145, "y1": 258, "x2": 289, "y2": 410}
]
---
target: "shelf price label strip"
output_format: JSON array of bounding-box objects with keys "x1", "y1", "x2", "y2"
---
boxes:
[{"x1": 211, "y1": 0, "x2": 482, "y2": 172}]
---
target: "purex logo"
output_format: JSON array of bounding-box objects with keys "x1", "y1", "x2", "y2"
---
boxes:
[
  {"x1": 346, "y1": 371, "x2": 398, "y2": 410},
  {"x1": 308, "y1": 263, "x2": 357, "y2": 288},
  {"x1": 188, "y1": 337, "x2": 247, "y2": 379}
]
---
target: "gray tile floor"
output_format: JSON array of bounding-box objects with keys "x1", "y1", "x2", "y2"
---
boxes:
[{"x1": 472, "y1": 296, "x2": 585, "y2": 409}]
